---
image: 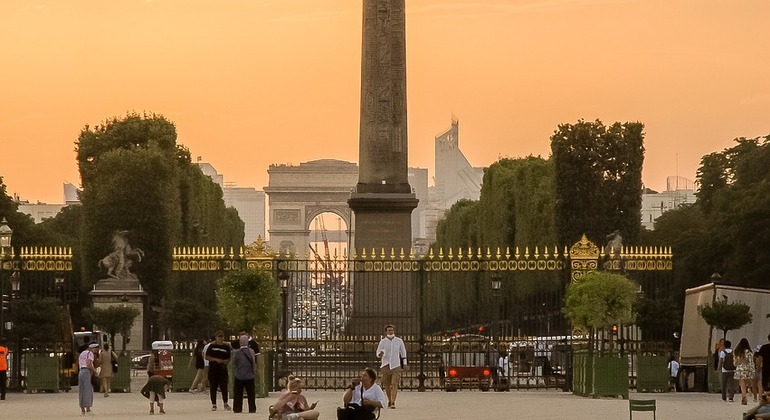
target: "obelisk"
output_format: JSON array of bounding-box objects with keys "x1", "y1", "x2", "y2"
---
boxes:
[
  {"x1": 347, "y1": 0, "x2": 419, "y2": 336},
  {"x1": 348, "y1": 0, "x2": 418, "y2": 252}
]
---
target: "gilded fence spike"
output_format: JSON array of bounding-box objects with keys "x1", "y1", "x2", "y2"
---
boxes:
[
  {"x1": 467, "y1": 247, "x2": 472, "y2": 258},
  {"x1": 361, "y1": 248, "x2": 368, "y2": 259},
  {"x1": 563, "y1": 246, "x2": 569, "y2": 257},
  {"x1": 485, "y1": 247, "x2": 492, "y2": 259},
  {"x1": 554, "y1": 246, "x2": 559, "y2": 258},
  {"x1": 449, "y1": 247, "x2": 456, "y2": 260},
  {"x1": 408, "y1": 248, "x2": 415, "y2": 260},
  {"x1": 524, "y1": 246, "x2": 530, "y2": 259},
  {"x1": 390, "y1": 248, "x2": 395, "y2": 259},
  {"x1": 476, "y1": 247, "x2": 482, "y2": 259},
  {"x1": 495, "y1": 247, "x2": 501, "y2": 259},
  {"x1": 534, "y1": 246, "x2": 540, "y2": 259},
  {"x1": 505, "y1": 247, "x2": 511, "y2": 259},
  {"x1": 514, "y1": 246, "x2": 520, "y2": 259},
  {"x1": 378, "y1": 248, "x2": 384, "y2": 259},
  {"x1": 543, "y1": 246, "x2": 549, "y2": 258},
  {"x1": 439, "y1": 247, "x2": 445, "y2": 260},
  {"x1": 457, "y1": 247, "x2": 464, "y2": 259},
  {"x1": 229, "y1": 247, "x2": 235, "y2": 257},
  {"x1": 428, "y1": 248, "x2": 434, "y2": 260}
]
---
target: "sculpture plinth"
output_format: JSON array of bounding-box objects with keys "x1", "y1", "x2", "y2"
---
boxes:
[{"x1": 89, "y1": 278, "x2": 147, "y2": 351}]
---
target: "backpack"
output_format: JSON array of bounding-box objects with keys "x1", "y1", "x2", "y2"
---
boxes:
[{"x1": 723, "y1": 351, "x2": 736, "y2": 371}]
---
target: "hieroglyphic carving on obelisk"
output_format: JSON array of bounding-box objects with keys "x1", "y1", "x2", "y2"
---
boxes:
[{"x1": 357, "y1": 0, "x2": 410, "y2": 192}]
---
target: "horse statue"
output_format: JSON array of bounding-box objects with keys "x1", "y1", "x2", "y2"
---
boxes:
[
  {"x1": 603, "y1": 230, "x2": 624, "y2": 259},
  {"x1": 98, "y1": 230, "x2": 145, "y2": 280}
]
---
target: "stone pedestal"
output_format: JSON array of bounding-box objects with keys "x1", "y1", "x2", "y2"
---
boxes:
[{"x1": 89, "y1": 278, "x2": 147, "y2": 352}]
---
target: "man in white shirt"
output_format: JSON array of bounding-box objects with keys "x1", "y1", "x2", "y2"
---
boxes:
[{"x1": 376, "y1": 324, "x2": 407, "y2": 409}]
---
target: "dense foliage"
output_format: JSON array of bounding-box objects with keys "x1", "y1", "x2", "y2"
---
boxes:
[
  {"x1": 82, "y1": 305, "x2": 141, "y2": 350},
  {"x1": 435, "y1": 156, "x2": 556, "y2": 249},
  {"x1": 646, "y1": 134, "x2": 770, "y2": 291},
  {"x1": 551, "y1": 119, "x2": 644, "y2": 246},
  {"x1": 564, "y1": 271, "x2": 638, "y2": 332},
  {"x1": 216, "y1": 269, "x2": 281, "y2": 337}
]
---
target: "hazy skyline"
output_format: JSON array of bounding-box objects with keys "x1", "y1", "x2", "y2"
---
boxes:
[{"x1": 2, "y1": 0, "x2": 769, "y2": 204}]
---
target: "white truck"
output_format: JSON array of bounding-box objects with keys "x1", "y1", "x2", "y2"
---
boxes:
[{"x1": 679, "y1": 282, "x2": 770, "y2": 391}]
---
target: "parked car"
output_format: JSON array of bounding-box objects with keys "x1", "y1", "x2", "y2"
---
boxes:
[{"x1": 132, "y1": 353, "x2": 150, "y2": 370}]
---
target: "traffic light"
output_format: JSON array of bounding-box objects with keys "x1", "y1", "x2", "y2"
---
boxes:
[{"x1": 612, "y1": 324, "x2": 618, "y2": 335}]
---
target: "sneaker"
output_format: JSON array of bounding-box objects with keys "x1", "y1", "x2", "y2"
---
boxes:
[
  {"x1": 211, "y1": 405, "x2": 217, "y2": 411},
  {"x1": 224, "y1": 404, "x2": 232, "y2": 411}
]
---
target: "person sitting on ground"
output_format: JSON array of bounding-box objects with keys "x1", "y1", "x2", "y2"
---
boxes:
[
  {"x1": 743, "y1": 393, "x2": 770, "y2": 420},
  {"x1": 340, "y1": 368, "x2": 387, "y2": 420},
  {"x1": 272, "y1": 377, "x2": 319, "y2": 420},
  {"x1": 141, "y1": 374, "x2": 171, "y2": 415}
]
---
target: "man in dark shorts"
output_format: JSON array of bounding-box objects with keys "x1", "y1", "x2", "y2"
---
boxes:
[{"x1": 758, "y1": 334, "x2": 770, "y2": 394}]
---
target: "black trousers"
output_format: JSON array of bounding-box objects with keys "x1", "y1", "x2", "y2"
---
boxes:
[
  {"x1": 0, "y1": 370, "x2": 6, "y2": 399},
  {"x1": 233, "y1": 378, "x2": 256, "y2": 413},
  {"x1": 207, "y1": 367, "x2": 229, "y2": 405}
]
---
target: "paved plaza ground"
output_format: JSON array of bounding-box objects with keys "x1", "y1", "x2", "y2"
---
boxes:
[{"x1": 0, "y1": 384, "x2": 752, "y2": 420}]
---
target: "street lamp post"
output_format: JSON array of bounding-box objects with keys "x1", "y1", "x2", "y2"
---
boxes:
[
  {"x1": 491, "y1": 273, "x2": 502, "y2": 341},
  {"x1": 278, "y1": 267, "x2": 290, "y2": 378}
]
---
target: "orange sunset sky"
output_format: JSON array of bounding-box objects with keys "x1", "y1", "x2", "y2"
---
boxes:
[{"x1": 1, "y1": 0, "x2": 769, "y2": 204}]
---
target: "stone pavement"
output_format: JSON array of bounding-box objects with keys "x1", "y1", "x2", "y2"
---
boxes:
[{"x1": 0, "y1": 387, "x2": 751, "y2": 420}]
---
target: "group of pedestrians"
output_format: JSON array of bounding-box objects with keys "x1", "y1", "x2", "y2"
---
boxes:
[{"x1": 714, "y1": 335, "x2": 770, "y2": 409}]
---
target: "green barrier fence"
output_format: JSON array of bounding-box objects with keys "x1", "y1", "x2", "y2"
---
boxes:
[{"x1": 26, "y1": 353, "x2": 60, "y2": 393}]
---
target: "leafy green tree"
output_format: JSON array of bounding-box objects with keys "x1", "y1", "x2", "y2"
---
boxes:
[
  {"x1": 82, "y1": 306, "x2": 141, "y2": 351},
  {"x1": 11, "y1": 297, "x2": 67, "y2": 342},
  {"x1": 564, "y1": 271, "x2": 638, "y2": 337},
  {"x1": 435, "y1": 199, "x2": 480, "y2": 249},
  {"x1": 217, "y1": 269, "x2": 281, "y2": 337},
  {"x1": 159, "y1": 298, "x2": 220, "y2": 340},
  {"x1": 698, "y1": 297, "x2": 753, "y2": 341},
  {"x1": 551, "y1": 119, "x2": 644, "y2": 246},
  {"x1": 634, "y1": 297, "x2": 681, "y2": 340}
]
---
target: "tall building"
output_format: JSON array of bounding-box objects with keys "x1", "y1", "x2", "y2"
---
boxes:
[
  {"x1": 641, "y1": 176, "x2": 697, "y2": 230},
  {"x1": 196, "y1": 160, "x2": 265, "y2": 244},
  {"x1": 423, "y1": 119, "x2": 484, "y2": 243}
]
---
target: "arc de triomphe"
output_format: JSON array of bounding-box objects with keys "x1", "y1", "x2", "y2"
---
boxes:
[{"x1": 265, "y1": 159, "x2": 357, "y2": 256}]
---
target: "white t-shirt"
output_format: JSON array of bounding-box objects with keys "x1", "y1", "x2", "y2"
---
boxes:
[
  {"x1": 668, "y1": 360, "x2": 679, "y2": 377},
  {"x1": 349, "y1": 383, "x2": 387, "y2": 408},
  {"x1": 203, "y1": 343, "x2": 211, "y2": 367}
]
